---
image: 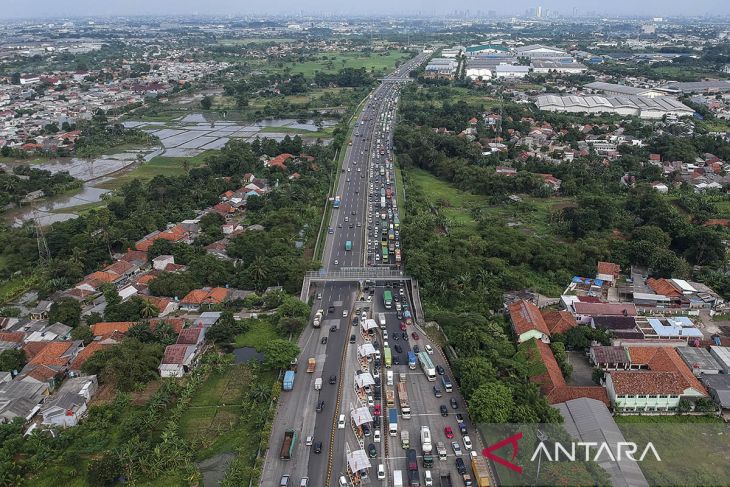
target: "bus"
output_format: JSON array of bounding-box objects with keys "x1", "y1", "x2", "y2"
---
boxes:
[
  {"x1": 382, "y1": 246, "x2": 389, "y2": 259},
  {"x1": 345, "y1": 240, "x2": 352, "y2": 251},
  {"x1": 383, "y1": 290, "x2": 393, "y2": 309},
  {"x1": 384, "y1": 347, "x2": 392, "y2": 368}
]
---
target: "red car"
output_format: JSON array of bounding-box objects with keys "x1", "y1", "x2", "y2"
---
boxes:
[
  {"x1": 373, "y1": 404, "x2": 381, "y2": 416},
  {"x1": 444, "y1": 426, "x2": 454, "y2": 439},
  {"x1": 400, "y1": 322, "x2": 407, "y2": 331},
  {"x1": 411, "y1": 332, "x2": 419, "y2": 340}
]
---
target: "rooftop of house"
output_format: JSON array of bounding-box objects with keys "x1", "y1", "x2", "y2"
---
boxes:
[
  {"x1": 90, "y1": 322, "x2": 136, "y2": 337},
  {"x1": 573, "y1": 302, "x2": 637, "y2": 317},
  {"x1": 541, "y1": 310, "x2": 577, "y2": 335},
  {"x1": 508, "y1": 300, "x2": 550, "y2": 337},
  {"x1": 180, "y1": 287, "x2": 228, "y2": 305}
]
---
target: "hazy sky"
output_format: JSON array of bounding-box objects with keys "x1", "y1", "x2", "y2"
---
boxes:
[{"x1": 2, "y1": 0, "x2": 729, "y2": 18}]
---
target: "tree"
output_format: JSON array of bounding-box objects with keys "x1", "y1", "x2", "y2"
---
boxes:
[
  {"x1": 87, "y1": 452, "x2": 122, "y2": 487},
  {"x1": 206, "y1": 311, "x2": 246, "y2": 344},
  {"x1": 0, "y1": 349, "x2": 25, "y2": 372},
  {"x1": 82, "y1": 339, "x2": 163, "y2": 391},
  {"x1": 10, "y1": 72, "x2": 21, "y2": 85},
  {"x1": 48, "y1": 298, "x2": 82, "y2": 327},
  {"x1": 453, "y1": 357, "x2": 496, "y2": 399},
  {"x1": 592, "y1": 368, "x2": 605, "y2": 384},
  {"x1": 468, "y1": 382, "x2": 514, "y2": 424},
  {"x1": 200, "y1": 96, "x2": 213, "y2": 110},
  {"x1": 71, "y1": 324, "x2": 94, "y2": 345},
  {"x1": 261, "y1": 339, "x2": 300, "y2": 370}
]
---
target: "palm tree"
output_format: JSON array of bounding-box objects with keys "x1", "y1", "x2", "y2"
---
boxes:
[
  {"x1": 248, "y1": 383, "x2": 271, "y2": 403},
  {"x1": 249, "y1": 257, "x2": 268, "y2": 284},
  {"x1": 140, "y1": 300, "x2": 159, "y2": 319}
]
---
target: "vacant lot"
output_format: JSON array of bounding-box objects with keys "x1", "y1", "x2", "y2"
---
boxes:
[
  {"x1": 274, "y1": 50, "x2": 409, "y2": 77},
  {"x1": 97, "y1": 152, "x2": 211, "y2": 189},
  {"x1": 234, "y1": 317, "x2": 279, "y2": 351}
]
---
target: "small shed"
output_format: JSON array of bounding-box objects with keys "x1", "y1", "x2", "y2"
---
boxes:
[{"x1": 677, "y1": 347, "x2": 723, "y2": 375}]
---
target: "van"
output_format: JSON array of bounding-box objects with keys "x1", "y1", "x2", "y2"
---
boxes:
[
  {"x1": 338, "y1": 414, "x2": 346, "y2": 429},
  {"x1": 280, "y1": 475, "x2": 290, "y2": 487},
  {"x1": 339, "y1": 475, "x2": 349, "y2": 487},
  {"x1": 424, "y1": 470, "x2": 433, "y2": 486},
  {"x1": 393, "y1": 469, "x2": 403, "y2": 487},
  {"x1": 387, "y1": 370, "x2": 394, "y2": 386},
  {"x1": 441, "y1": 376, "x2": 453, "y2": 393},
  {"x1": 300, "y1": 478, "x2": 309, "y2": 487}
]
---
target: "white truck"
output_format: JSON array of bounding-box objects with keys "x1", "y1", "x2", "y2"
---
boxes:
[
  {"x1": 393, "y1": 470, "x2": 404, "y2": 487},
  {"x1": 314, "y1": 377, "x2": 322, "y2": 390}
]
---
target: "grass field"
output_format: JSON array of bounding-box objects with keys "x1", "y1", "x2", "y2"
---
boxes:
[
  {"x1": 274, "y1": 50, "x2": 409, "y2": 77},
  {"x1": 234, "y1": 318, "x2": 279, "y2": 351},
  {"x1": 181, "y1": 365, "x2": 269, "y2": 458},
  {"x1": 406, "y1": 167, "x2": 488, "y2": 230},
  {"x1": 97, "y1": 152, "x2": 212, "y2": 189}
]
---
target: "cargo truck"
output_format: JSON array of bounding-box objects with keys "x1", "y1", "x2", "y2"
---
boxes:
[
  {"x1": 397, "y1": 382, "x2": 411, "y2": 418},
  {"x1": 421, "y1": 426, "x2": 433, "y2": 468},
  {"x1": 280, "y1": 429, "x2": 297, "y2": 460},
  {"x1": 314, "y1": 377, "x2": 322, "y2": 390},
  {"x1": 401, "y1": 430, "x2": 410, "y2": 449},
  {"x1": 384, "y1": 347, "x2": 392, "y2": 368},
  {"x1": 306, "y1": 358, "x2": 316, "y2": 373},
  {"x1": 439, "y1": 470, "x2": 452, "y2": 487},
  {"x1": 436, "y1": 442, "x2": 447, "y2": 461},
  {"x1": 386, "y1": 386, "x2": 395, "y2": 407},
  {"x1": 388, "y1": 408, "x2": 398, "y2": 436},
  {"x1": 283, "y1": 370, "x2": 295, "y2": 391},
  {"x1": 380, "y1": 196, "x2": 386, "y2": 208},
  {"x1": 394, "y1": 470, "x2": 404, "y2": 487},
  {"x1": 383, "y1": 291, "x2": 393, "y2": 309},
  {"x1": 312, "y1": 308, "x2": 323, "y2": 328},
  {"x1": 472, "y1": 457, "x2": 490, "y2": 487}
]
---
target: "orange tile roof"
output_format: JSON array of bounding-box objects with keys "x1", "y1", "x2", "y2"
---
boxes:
[
  {"x1": 149, "y1": 318, "x2": 184, "y2": 334},
  {"x1": 609, "y1": 371, "x2": 688, "y2": 395},
  {"x1": 704, "y1": 219, "x2": 730, "y2": 227},
  {"x1": 141, "y1": 295, "x2": 171, "y2": 313},
  {"x1": 0, "y1": 331, "x2": 25, "y2": 343},
  {"x1": 508, "y1": 300, "x2": 550, "y2": 337},
  {"x1": 70, "y1": 342, "x2": 106, "y2": 370},
  {"x1": 180, "y1": 289, "x2": 210, "y2": 305},
  {"x1": 180, "y1": 287, "x2": 228, "y2": 305},
  {"x1": 104, "y1": 260, "x2": 135, "y2": 276},
  {"x1": 526, "y1": 339, "x2": 566, "y2": 397},
  {"x1": 268, "y1": 153, "x2": 293, "y2": 170},
  {"x1": 86, "y1": 271, "x2": 117, "y2": 283},
  {"x1": 23, "y1": 364, "x2": 60, "y2": 382},
  {"x1": 23, "y1": 341, "x2": 48, "y2": 360},
  {"x1": 547, "y1": 385, "x2": 609, "y2": 406},
  {"x1": 597, "y1": 261, "x2": 620, "y2": 277},
  {"x1": 136, "y1": 273, "x2": 157, "y2": 285},
  {"x1": 119, "y1": 249, "x2": 148, "y2": 263},
  {"x1": 646, "y1": 278, "x2": 682, "y2": 298},
  {"x1": 90, "y1": 322, "x2": 136, "y2": 337},
  {"x1": 541, "y1": 310, "x2": 577, "y2": 335},
  {"x1": 28, "y1": 341, "x2": 74, "y2": 367},
  {"x1": 625, "y1": 346, "x2": 707, "y2": 395}
]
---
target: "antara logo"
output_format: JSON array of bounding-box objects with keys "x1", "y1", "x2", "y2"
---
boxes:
[{"x1": 482, "y1": 432, "x2": 661, "y2": 474}]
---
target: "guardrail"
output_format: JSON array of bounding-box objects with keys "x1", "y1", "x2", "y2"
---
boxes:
[{"x1": 304, "y1": 268, "x2": 410, "y2": 280}]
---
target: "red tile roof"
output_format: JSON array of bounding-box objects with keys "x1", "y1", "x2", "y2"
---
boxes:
[
  {"x1": 646, "y1": 278, "x2": 682, "y2": 298},
  {"x1": 70, "y1": 342, "x2": 107, "y2": 370},
  {"x1": 703, "y1": 219, "x2": 730, "y2": 228},
  {"x1": 508, "y1": 300, "x2": 549, "y2": 337},
  {"x1": 180, "y1": 287, "x2": 228, "y2": 305},
  {"x1": 23, "y1": 341, "x2": 47, "y2": 360},
  {"x1": 90, "y1": 322, "x2": 136, "y2": 337},
  {"x1": 149, "y1": 318, "x2": 184, "y2": 334},
  {"x1": 526, "y1": 339, "x2": 609, "y2": 406},
  {"x1": 596, "y1": 261, "x2": 620, "y2": 278},
  {"x1": 610, "y1": 371, "x2": 688, "y2": 395},
  {"x1": 268, "y1": 153, "x2": 293, "y2": 170},
  {"x1": 135, "y1": 225, "x2": 188, "y2": 251},
  {"x1": 0, "y1": 331, "x2": 25, "y2": 343},
  {"x1": 626, "y1": 346, "x2": 706, "y2": 395},
  {"x1": 104, "y1": 260, "x2": 135, "y2": 276},
  {"x1": 177, "y1": 327, "x2": 204, "y2": 345},
  {"x1": 119, "y1": 249, "x2": 148, "y2": 263},
  {"x1": 572, "y1": 302, "x2": 636, "y2": 317},
  {"x1": 541, "y1": 310, "x2": 577, "y2": 335},
  {"x1": 162, "y1": 344, "x2": 193, "y2": 364},
  {"x1": 85, "y1": 271, "x2": 117, "y2": 283},
  {"x1": 28, "y1": 341, "x2": 74, "y2": 367}
]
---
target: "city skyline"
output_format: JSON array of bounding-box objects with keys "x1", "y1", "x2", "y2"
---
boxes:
[{"x1": 3, "y1": 0, "x2": 730, "y2": 19}]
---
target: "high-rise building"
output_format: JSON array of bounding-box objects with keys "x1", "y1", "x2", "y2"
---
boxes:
[{"x1": 536, "y1": 6, "x2": 543, "y2": 18}]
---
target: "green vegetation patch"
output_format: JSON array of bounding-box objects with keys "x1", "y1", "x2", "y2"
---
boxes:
[{"x1": 234, "y1": 318, "x2": 279, "y2": 351}]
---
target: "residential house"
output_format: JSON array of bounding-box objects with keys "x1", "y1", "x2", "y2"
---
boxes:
[
  {"x1": 40, "y1": 375, "x2": 98, "y2": 427},
  {"x1": 541, "y1": 310, "x2": 577, "y2": 335},
  {"x1": 508, "y1": 300, "x2": 550, "y2": 343},
  {"x1": 29, "y1": 301, "x2": 53, "y2": 320},
  {"x1": 179, "y1": 287, "x2": 228, "y2": 312},
  {"x1": 152, "y1": 255, "x2": 175, "y2": 271},
  {"x1": 572, "y1": 302, "x2": 637, "y2": 324},
  {"x1": 90, "y1": 322, "x2": 136, "y2": 340},
  {"x1": 596, "y1": 261, "x2": 621, "y2": 282}
]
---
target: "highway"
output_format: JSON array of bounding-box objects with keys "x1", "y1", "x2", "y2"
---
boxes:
[{"x1": 261, "y1": 51, "x2": 486, "y2": 487}]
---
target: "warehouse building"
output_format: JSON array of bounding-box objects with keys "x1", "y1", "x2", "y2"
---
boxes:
[
  {"x1": 515, "y1": 44, "x2": 570, "y2": 59},
  {"x1": 495, "y1": 64, "x2": 530, "y2": 78},
  {"x1": 532, "y1": 60, "x2": 587, "y2": 74},
  {"x1": 535, "y1": 94, "x2": 694, "y2": 119},
  {"x1": 662, "y1": 80, "x2": 730, "y2": 94},
  {"x1": 584, "y1": 81, "x2": 668, "y2": 98}
]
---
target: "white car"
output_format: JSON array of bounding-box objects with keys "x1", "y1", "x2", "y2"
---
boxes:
[
  {"x1": 383, "y1": 331, "x2": 388, "y2": 340},
  {"x1": 342, "y1": 310, "x2": 349, "y2": 318},
  {"x1": 367, "y1": 395, "x2": 374, "y2": 407},
  {"x1": 377, "y1": 464, "x2": 385, "y2": 480},
  {"x1": 463, "y1": 435, "x2": 472, "y2": 450},
  {"x1": 424, "y1": 470, "x2": 433, "y2": 486},
  {"x1": 305, "y1": 435, "x2": 313, "y2": 446},
  {"x1": 425, "y1": 344, "x2": 433, "y2": 355},
  {"x1": 374, "y1": 429, "x2": 381, "y2": 442}
]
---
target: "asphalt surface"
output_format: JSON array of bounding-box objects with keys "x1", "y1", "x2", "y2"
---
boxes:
[{"x1": 261, "y1": 52, "x2": 476, "y2": 487}]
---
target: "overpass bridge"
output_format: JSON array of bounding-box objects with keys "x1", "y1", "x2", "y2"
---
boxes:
[{"x1": 300, "y1": 267, "x2": 425, "y2": 323}]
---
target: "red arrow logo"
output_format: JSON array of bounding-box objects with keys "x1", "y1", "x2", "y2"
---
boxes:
[{"x1": 482, "y1": 432, "x2": 523, "y2": 474}]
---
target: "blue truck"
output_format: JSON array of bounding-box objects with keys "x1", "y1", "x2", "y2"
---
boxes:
[
  {"x1": 407, "y1": 351, "x2": 417, "y2": 370},
  {"x1": 388, "y1": 408, "x2": 398, "y2": 436},
  {"x1": 283, "y1": 370, "x2": 296, "y2": 391}
]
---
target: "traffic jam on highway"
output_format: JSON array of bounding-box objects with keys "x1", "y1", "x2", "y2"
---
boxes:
[{"x1": 271, "y1": 53, "x2": 488, "y2": 487}]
